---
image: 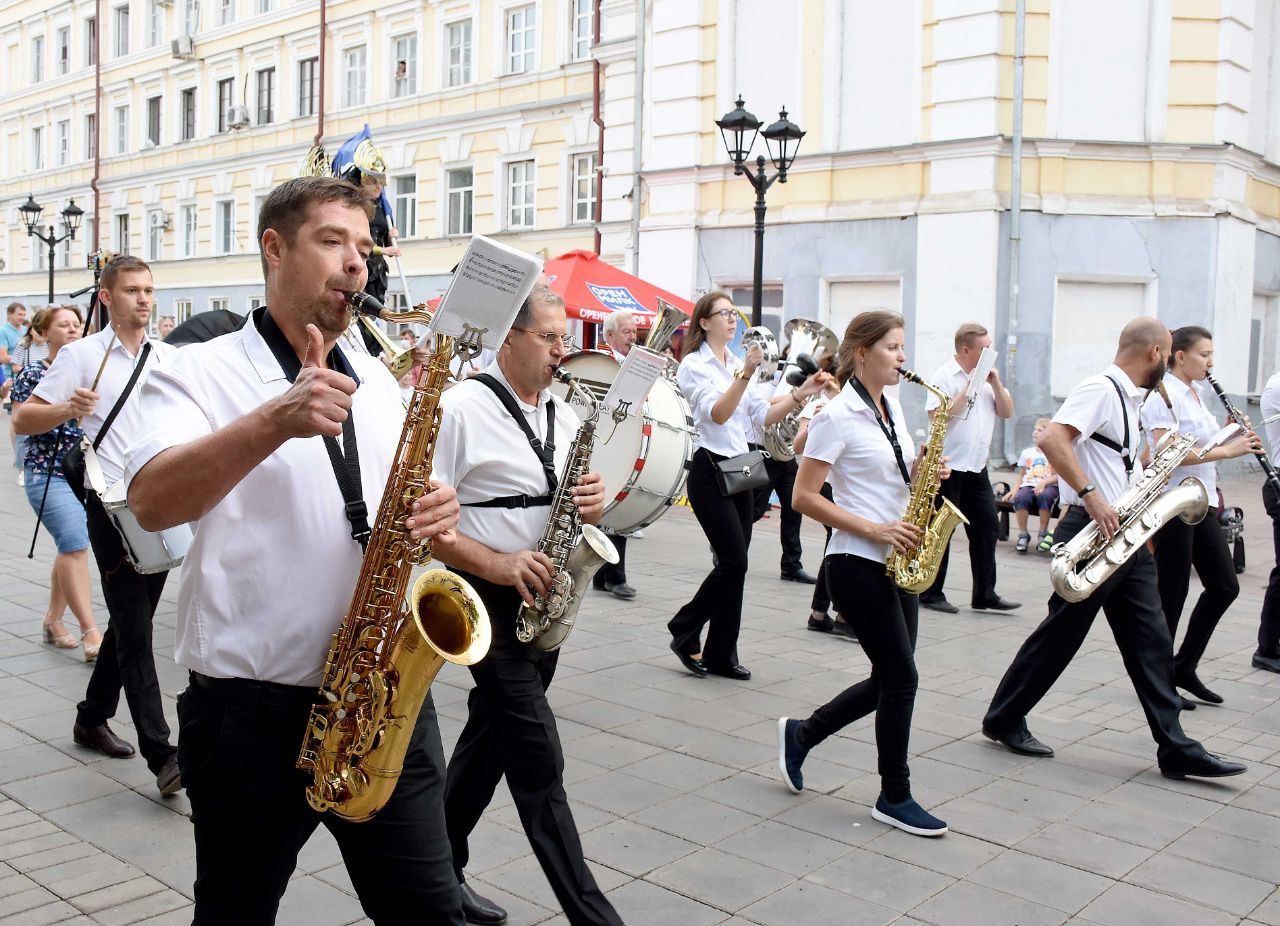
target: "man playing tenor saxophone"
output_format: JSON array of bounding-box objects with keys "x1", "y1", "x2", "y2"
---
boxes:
[
  {"x1": 981, "y1": 317, "x2": 1246, "y2": 781},
  {"x1": 124, "y1": 177, "x2": 468, "y2": 924}
]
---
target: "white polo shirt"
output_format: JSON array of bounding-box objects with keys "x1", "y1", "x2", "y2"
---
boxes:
[
  {"x1": 122, "y1": 310, "x2": 405, "y2": 687},
  {"x1": 1262, "y1": 370, "x2": 1280, "y2": 461},
  {"x1": 35, "y1": 326, "x2": 176, "y2": 487},
  {"x1": 432, "y1": 361, "x2": 581, "y2": 554},
  {"x1": 925, "y1": 358, "x2": 997, "y2": 473},
  {"x1": 1140, "y1": 372, "x2": 1220, "y2": 500},
  {"x1": 677, "y1": 342, "x2": 769, "y2": 458},
  {"x1": 1053, "y1": 364, "x2": 1146, "y2": 508},
  {"x1": 803, "y1": 380, "x2": 917, "y2": 563}
]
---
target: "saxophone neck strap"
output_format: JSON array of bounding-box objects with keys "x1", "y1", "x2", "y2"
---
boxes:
[
  {"x1": 1090, "y1": 375, "x2": 1137, "y2": 477},
  {"x1": 850, "y1": 376, "x2": 911, "y2": 485},
  {"x1": 255, "y1": 308, "x2": 370, "y2": 552},
  {"x1": 468, "y1": 373, "x2": 559, "y2": 505}
]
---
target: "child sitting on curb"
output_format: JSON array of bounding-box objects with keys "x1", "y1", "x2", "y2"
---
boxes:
[{"x1": 1004, "y1": 417, "x2": 1059, "y2": 553}]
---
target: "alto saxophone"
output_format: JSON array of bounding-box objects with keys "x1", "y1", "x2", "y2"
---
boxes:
[
  {"x1": 297, "y1": 296, "x2": 491, "y2": 822},
  {"x1": 1050, "y1": 381, "x2": 1210, "y2": 602},
  {"x1": 886, "y1": 368, "x2": 971, "y2": 593},
  {"x1": 515, "y1": 368, "x2": 619, "y2": 652}
]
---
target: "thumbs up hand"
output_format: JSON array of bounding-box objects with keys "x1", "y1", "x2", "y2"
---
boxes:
[{"x1": 272, "y1": 324, "x2": 357, "y2": 439}]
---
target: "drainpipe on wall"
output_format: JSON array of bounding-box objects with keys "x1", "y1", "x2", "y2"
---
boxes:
[
  {"x1": 92, "y1": 0, "x2": 102, "y2": 253},
  {"x1": 314, "y1": 0, "x2": 327, "y2": 146},
  {"x1": 1001, "y1": 0, "x2": 1026, "y2": 465},
  {"x1": 592, "y1": 0, "x2": 605, "y2": 256},
  {"x1": 629, "y1": 0, "x2": 646, "y2": 274}
]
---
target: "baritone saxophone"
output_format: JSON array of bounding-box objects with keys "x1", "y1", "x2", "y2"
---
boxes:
[
  {"x1": 297, "y1": 294, "x2": 491, "y2": 822},
  {"x1": 886, "y1": 368, "x2": 970, "y2": 593}
]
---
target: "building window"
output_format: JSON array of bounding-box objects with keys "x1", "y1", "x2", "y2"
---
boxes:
[
  {"x1": 174, "y1": 298, "x2": 192, "y2": 323},
  {"x1": 113, "y1": 5, "x2": 129, "y2": 57},
  {"x1": 114, "y1": 105, "x2": 129, "y2": 154},
  {"x1": 216, "y1": 78, "x2": 234, "y2": 133},
  {"x1": 210, "y1": 296, "x2": 229, "y2": 312},
  {"x1": 571, "y1": 0, "x2": 592, "y2": 61},
  {"x1": 56, "y1": 120, "x2": 70, "y2": 166},
  {"x1": 32, "y1": 35, "x2": 44, "y2": 82},
  {"x1": 147, "y1": 0, "x2": 163, "y2": 46},
  {"x1": 247, "y1": 296, "x2": 265, "y2": 312},
  {"x1": 298, "y1": 57, "x2": 318, "y2": 116},
  {"x1": 31, "y1": 127, "x2": 44, "y2": 171},
  {"x1": 343, "y1": 46, "x2": 367, "y2": 107},
  {"x1": 58, "y1": 235, "x2": 72, "y2": 269},
  {"x1": 393, "y1": 174, "x2": 417, "y2": 238},
  {"x1": 572, "y1": 153, "x2": 597, "y2": 223},
  {"x1": 146, "y1": 209, "x2": 165, "y2": 261},
  {"x1": 506, "y1": 5, "x2": 536, "y2": 75},
  {"x1": 446, "y1": 167, "x2": 473, "y2": 236},
  {"x1": 215, "y1": 200, "x2": 234, "y2": 254},
  {"x1": 255, "y1": 67, "x2": 275, "y2": 125},
  {"x1": 86, "y1": 17, "x2": 97, "y2": 66},
  {"x1": 391, "y1": 34, "x2": 417, "y2": 98},
  {"x1": 115, "y1": 213, "x2": 131, "y2": 254},
  {"x1": 446, "y1": 20, "x2": 472, "y2": 87},
  {"x1": 218, "y1": 0, "x2": 234, "y2": 26},
  {"x1": 182, "y1": 0, "x2": 198, "y2": 33},
  {"x1": 180, "y1": 88, "x2": 196, "y2": 140},
  {"x1": 85, "y1": 113, "x2": 96, "y2": 160},
  {"x1": 507, "y1": 160, "x2": 535, "y2": 229},
  {"x1": 146, "y1": 96, "x2": 161, "y2": 146},
  {"x1": 255, "y1": 0, "x2": 272, "y2": 13},
  {"x1": 57, "y1": 26, "x2": 70, "y2": 74},
  {"x1": 181, "y1": 204, "x2": 197, "y2": 257},
  {"x1": 34, "y1": 239, "x2": 47, "y2": 272}
]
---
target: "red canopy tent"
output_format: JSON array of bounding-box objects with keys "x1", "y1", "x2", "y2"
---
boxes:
[{"x1": 542, "y1": 250, "x2": 694, "y2": 327}]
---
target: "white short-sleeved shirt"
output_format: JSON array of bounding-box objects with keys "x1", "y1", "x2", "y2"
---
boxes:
[
  {"x1": 432, "y1": 361, "x2": 581, "y2": 554},
  {"x1": 1140, "y1": 372, "x2": 1220, "y2": 500},
  {"x1": 35, "y1": 327, "x2": 176, "y2": 487},
  {"x1": 924, "y1": 358, "x2": 996, "y2": 473},
  {"x1": 1053, "y1": 364, "x2": 1146, "y2": 507},
  {"x1": 744, "y1": 374, "x2": 785, "y2": 445},
  {"x1": 803, "y1": 380, "x2": 917, "y2": 562},
  {"x1": 122, "y1": 309, "x2": 405, "y2": 687},
  {"x1": 677, "y1": 342, "x2": 769, "y2": 457},
  {"x1": 1262, "y1": 371, "x2": 1280, "y2": 461}
]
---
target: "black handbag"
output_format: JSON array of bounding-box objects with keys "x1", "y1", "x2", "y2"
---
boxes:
[
  {"x1": 61, "y1": 343, "x2": 153, "y2": 504},
  {"x1": 712, "y1": 449, "x2": 770, "y2": 496}
]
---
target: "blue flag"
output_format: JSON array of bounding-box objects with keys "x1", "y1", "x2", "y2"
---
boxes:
[{"x1": 332, "y1": 124, "x2": 394, "y2": 221}]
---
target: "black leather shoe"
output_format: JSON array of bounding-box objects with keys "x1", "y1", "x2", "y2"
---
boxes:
[
  {"x1": 609, "y1": 582, "x2": 637, "y2": 600},
  {"x1": 1160, "y1": 752, "x2": 1247, "y2": 781},
  {"x1": 156, "y1": 755, "x2": 183, "y2": 796},
  {"x1": 705, "y1": 663, "x2": 751, "y2": 680},
  {"x1": 73, "y1": 722, "x2": 136, "y2": 759},
  {"x1": 1176, "y1": 672, "x2": 1223, "y2": 704},
  {"x1": 669, "y1": 641, "x2": 707, "y2": 677},
  {"x1": 920, "y1": 597, "x2": 959, "y2": 614},
  {"x1": 1179, "y1": 696, "x2": 1197, "y2": 712},
  {"x1": 1252, "y1": 651, "x2": 1280, "y2": 674},
  {"x1": 832, "y1": 620, "x2": 859, "y2": 643},
  {"x1": 982, "y1": 724, "x2": 1054, "y2": 757},
  {"x1": 807, "y1": 614, "x2": 835, "y2": 633},
  {"x1": 973, "y1": 596, "x2": 1022, "y2": 611},
  {"x1": 781, "y1": 569, "x2": 818, "y2": 584},
  {"x1": 460, "y1": 882, "x2": 508, "y2": 925}
]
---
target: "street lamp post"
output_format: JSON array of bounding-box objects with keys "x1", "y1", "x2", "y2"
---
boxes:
[
  {"x1": 715, "y1": 98, "x2": 805, "y2": 328},
  {"x1": 18, "y1": 195, "x2": 84, "y2": 304}
]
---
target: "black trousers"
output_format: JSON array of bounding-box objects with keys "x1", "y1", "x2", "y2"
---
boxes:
[
  {"x1": 799, "y1": 555, "x2": 919, "y2": 802},
  {"x1": 1259, "y1": 482, "x2": 1280, "y2": 657},
  {"x1": 922, "y1": 468, "x2": 999, "y2": 605},
  {"x1": 669, "y1": 448, "x2": 753, "y2": 669},
  {"x1": 750, "y1": 445, "x2": 803, "y2": 573},
  {"x1": 983, "y1": 507, "x2": 1203, "y2": 766},
  {"x1": 595, "y1": 534, "x2": 628, "y2": 587},
  {"x1": 1153, "y1": 506, "x2": 1238, "y2": 676},
  {"x1": 78, "y1": 493, "x2": 175, "y2": 774},
  {"x1": 811, "y1": 484, "x2": 835, "y2": 614},
  {"x1": 444, "y1": 574, "x2": 621, "y2": 926},
  {"x1": 177, "y1": 675, "x2": 462, "y2": 926}
]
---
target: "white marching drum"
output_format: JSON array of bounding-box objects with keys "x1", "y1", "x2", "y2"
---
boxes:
[
  {"x1": 552, "y1": 351, "x2": 695, "y2": 535},
  {"x1": 100, "y1": 480, "x2": 192, "y2": 574}
]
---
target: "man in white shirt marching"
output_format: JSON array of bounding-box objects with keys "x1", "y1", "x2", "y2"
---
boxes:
[
  {"x1": 982, "y1": 317, "x2": 1245, "y2": 781},
  {"x1": 920, "y1": 323, "x2": 1021, "y2": 613},
  {"x1": 124, "y1": 177, "x2": 467, "y2": 924},
  {"x1": 592, "y1": 308, "x2": 638, "y2": 599},
  {"x1": 20, "y1": 256, "x2": 181, "y2": 794}
]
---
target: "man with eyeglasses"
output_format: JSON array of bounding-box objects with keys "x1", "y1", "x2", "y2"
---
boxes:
[{"x1": 431, "y1": 284, "x2": 622, "y2": 926}]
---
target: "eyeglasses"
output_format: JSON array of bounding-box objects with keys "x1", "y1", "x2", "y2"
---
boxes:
[
  {"x1": 512, "y1": 326, "x2": 576, "y2": 350},
  {"x1": 712, "y1": 308, "x2": 737, "y2": 320}
]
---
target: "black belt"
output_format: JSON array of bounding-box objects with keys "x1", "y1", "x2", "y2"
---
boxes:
[{"x1": 189, "y1": 671, "x2": 317, "y2": 707}]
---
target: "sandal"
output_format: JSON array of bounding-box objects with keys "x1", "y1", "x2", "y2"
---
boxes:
[
  {"x1": 81, "y1": 627, "x2": 103, "y2": 663},
  {"x1": 1015, "y1": 532, "x2": 1031, "y2": 554},
  {"x1": 42, "y1": 619, "x2": 79, "y2": 649},
  {"x1": 1037, "y1": 531, "x2": 1054, "y2": 553}
]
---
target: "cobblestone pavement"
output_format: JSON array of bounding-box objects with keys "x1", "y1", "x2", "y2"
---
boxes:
[{"x1": 1, "y1": 432, "x2": 1279, "y2": 925}]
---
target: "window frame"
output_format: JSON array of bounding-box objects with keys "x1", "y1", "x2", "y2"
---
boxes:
[
  {"x1": 114, "y1": 212, "x2": 131, "y2": 254},
  {"x1": 147, "y1": 0, "x2": 163, "y2": 46},
  {"x1": 32, "y1": 34, "x2": 44, "y2": 82},
  {"x1": 505, "y1": 4, "x2": 537, "y2": 76},
  {"x1": 570, "y1": 0, "x2": 592, "y2": 62},
  {"x1": 180, "y1": 87, "x2": 197, "y2": 141},
  {"x1": 216, "y1": 77, "x2": 234, "y2": 133},
  {"x1": 113, "y1": 3, "x2": 130, "y2": 58},
  {"x1": 342, "y1": 45, "x2": 367, "y2": 108},
  {"x1": 180, "y1": 203, "x2": 198, "y2": 258},
  {"x1": 215, "y1": 199, "x2": 235, "y2": 255},
  {"x1": 217, "y1": 0, "x2": 234, "y2": 27},
  {"x1": 255, "y1": 67, "x2": 275, "y2": 125},
  {"x1": 391, "y1": 33, "x2": 417, "y2": 99},
  {"x1": 570, "y1": 151, "x2": 597, "y2": 224},
  {"x1": 85, "y1": 112, "x2": 97, "y2": 160},
  {"x1": 145, "y1": 95, "x2": 161, "y2": 146},
  {"x1": 444, "y1": 166, "x2": 474, "y2": 237},
  {"x1": 445, "y1": 18, "x2": 473, "y2": 88},
  {"x1": 391, "y1": 173, "x2": 417, "y2": 239},
  {"x1": 297, "y1": 56, "x2": 319, "y2": 117},
  {"x1": 56, "y1": 120, "x2": 70, "y2": 167},
  {"x1": 31, "y1": 126, "x2": 45, "y2": 171},
  {"x1": 505, "y1": 159, "x2": 536, "y2": 230},
  {"x1": 86, "y1": 16, "x2": 97, "y2": 67},
  {"x1": 57, "y1": 26, "x2": 71, "y2": 75},
  {"x1": 113, "y1": 104, "x2": 129, "y2": 155},
  {"x1": 146, "y1": 208, "x2": 165, "y2": 261}
]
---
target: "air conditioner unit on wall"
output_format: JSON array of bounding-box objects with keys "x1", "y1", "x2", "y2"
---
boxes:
[
  {"x1": 226, "y1": 105, "x2": 250, "y2": 130},
  {"x1": 171, "y1": 35, "x2": 195, "y2": 59}
]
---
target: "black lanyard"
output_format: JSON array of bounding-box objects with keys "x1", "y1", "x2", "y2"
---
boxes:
[
  {"x1": 849, "y1": 377, "x2": 911, "y2": 485},
  {"x1": 255, "y1": 308, "x2": 371, "y2": 552}
]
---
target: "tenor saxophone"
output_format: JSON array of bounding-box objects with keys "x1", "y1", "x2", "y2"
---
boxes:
[
  {"x1": 886, "y1": 368, "x2": 971, "y2": 593},
  {"x1": 297, "y1": 297, "x2": 491, "y2": 822},
  {"x1": 515, "y1": 368, "x2": 619, "y2": 652}
]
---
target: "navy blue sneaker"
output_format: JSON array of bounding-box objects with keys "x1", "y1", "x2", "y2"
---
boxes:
[
  {"x1": 777, "y1": 717, "x2": 808, "y2": 794},
  {"x1": 871, "y1": 795, "x2": 948, "y2": 837}
]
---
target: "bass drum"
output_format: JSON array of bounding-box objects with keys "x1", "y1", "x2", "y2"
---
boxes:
[{"x1": 552, "y1": 351, "x2": 695, "y2": 535}]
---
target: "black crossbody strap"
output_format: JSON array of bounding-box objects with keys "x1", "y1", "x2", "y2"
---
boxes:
[
  {"x1": 471, "y1": 373, "x2": 558, "y2": 495},
  {"x1": 92, "y1": 342, "x2": 152, "y2": 451},
  {"x1": 849, "y1": 377, "x2": 911, "y2": 485},
  {"x1": 1090, "y1": 375, "x2": 1134, "y2": 476}
]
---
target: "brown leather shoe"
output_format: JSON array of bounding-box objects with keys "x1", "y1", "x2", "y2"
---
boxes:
[
  {"x1": 73, "y1": 721, "x2": 136, "y2": 759},
  {"x1": 156, "y1": 755, "x2": 183, "y2": 796}
]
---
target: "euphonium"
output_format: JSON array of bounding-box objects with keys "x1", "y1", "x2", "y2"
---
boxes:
[
  {"x1": 515, "y1": 368, "x2": 619, "y2": 652},
  {"x1": 764, "y1": 319, "x2": 839, "y2": 462},
  {"x1": 886, "y1": 368, "x2": 970, "y2": 593},
  {"x1": 643, "y1": 297, "x2": 689, "y2": 354},
  {"x1": 297, "y1": 292, "x2": 491, "y2": 822}
]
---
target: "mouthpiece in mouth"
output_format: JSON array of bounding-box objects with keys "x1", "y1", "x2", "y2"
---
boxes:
[
  {"x1": 345, "y1": 290, "x2": 386, "y2": 317},
  {"x1": 552, "y1": 367, "x2": 574, "y2": 385}
]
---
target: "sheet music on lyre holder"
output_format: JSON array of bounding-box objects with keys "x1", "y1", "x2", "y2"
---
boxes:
[
  {"x1": 603, "y1": 347, "x2": 667, "y2": 422},
  {"x1": 955, "y1": 347, "x2": 998, "y2": 420},
  {"x1": 429, "y1": 235, "x2": 543, "y2": 353}
]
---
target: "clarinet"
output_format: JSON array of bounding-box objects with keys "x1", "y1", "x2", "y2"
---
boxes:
[{"x1": 1206, "y1": 372, "x2": 1280, "y2": 494}]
